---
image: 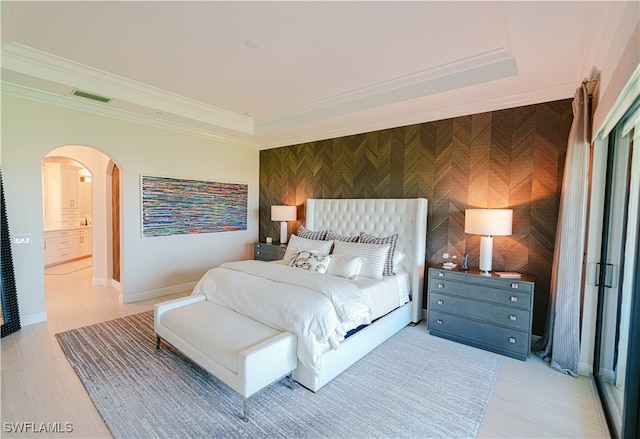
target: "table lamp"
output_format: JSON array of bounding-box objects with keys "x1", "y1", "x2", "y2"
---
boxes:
[
  {"x1": 271, "y1": 205, "x2": 297, "y2": 244},
  {"x1": 464, "y1": 209, "x2": 512, "y2": 275}
]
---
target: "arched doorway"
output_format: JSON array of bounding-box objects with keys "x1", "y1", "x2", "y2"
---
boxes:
[{"x1": 41, "y1": 145, "x2": 122, "y2": 309}]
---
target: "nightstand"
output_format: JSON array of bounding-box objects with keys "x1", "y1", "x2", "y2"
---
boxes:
[
  {"x1": 427, "y1": 268, "x2": 534, "y2": 360},
  {"x1": 253, "y1": 242, "x2": 287, "y2": 262}
]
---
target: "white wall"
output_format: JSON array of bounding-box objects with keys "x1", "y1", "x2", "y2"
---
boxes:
[{"x1": 1, "y1": 96, "x2": 259, "y2": 324}]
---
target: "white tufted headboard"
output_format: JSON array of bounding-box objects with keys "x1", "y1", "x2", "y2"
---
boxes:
[{"x1": 306, "y1": 198, "x2": 428, "y2": 322}]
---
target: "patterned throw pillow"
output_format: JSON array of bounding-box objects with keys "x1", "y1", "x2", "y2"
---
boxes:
[
  {"x1": 326, "y1": 231, "x2": 360, "y2": 243},
  {"x1": 282, "y1": 234, "x2": 334, "y2": 265},
  {"x1": 289, "y1": 251, "x2": 333, "y2": 274},
  {"x1": 297, "y1": 226, "x2": 328, "y2": 240},
  {"x1": 359, "y1": 232, "x2": 399, "y2": 276}
]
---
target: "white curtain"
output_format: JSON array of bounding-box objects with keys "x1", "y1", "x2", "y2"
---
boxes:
[{"x1": 533, "y1": 82, "x2": 592, "y2": 376}]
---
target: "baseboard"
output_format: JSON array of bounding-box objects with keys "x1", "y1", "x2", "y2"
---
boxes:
[
  {"x1": 92, "y1": 277, "x2": 121, "y2": 290},
  {"x1": 120, "y1": 281, "x2": 196, "y2": 304},
  {"x1": 579, "y1": 361, "x2": 593, "y2": 377},
  {"x1": 20, "y1": 311, "x2": 48, "y2": 326}
]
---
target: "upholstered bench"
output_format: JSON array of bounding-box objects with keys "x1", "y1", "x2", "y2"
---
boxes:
[{"x1": 154, "y1": 294, "x2": 297, "y2": 420}]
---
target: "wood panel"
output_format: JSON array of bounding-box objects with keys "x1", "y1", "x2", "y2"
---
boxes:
[{"x1": 259, "y1": 98, "x2": 573, "y2": 334}]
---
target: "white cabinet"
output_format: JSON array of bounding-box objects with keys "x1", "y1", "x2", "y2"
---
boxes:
[
  {"x1": 70, "y1": 228, "x2": 92, "y2": 259},
  {"x1": 43, "y1": 163, "x2": 81, "y2": 229},
  {"x1": 44, "y1": 227, "x2": 92, "y2": 267},
  {"x1": 61, "y1": 165, "x2": 79, "y2": 209},
  {"x1": 43, "y1": 233, "x2": 59, "y2": 266}
]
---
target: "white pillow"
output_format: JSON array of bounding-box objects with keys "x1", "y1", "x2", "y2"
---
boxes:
[
  {"x1": 327, "y1": 254, "x2": 363, "y2": 279},
  {"x1": 289, "y1": 251, "x2": 333, "y2": 273},
  {"x1": 332, "y1": 241, "x2": 390, "y2": 280},
  {"x1": 393, "y1": 250, "x2": 406, "y2": 271},
  {"x1": 283, "y1": 234, "x2": 334, "y2": 265}
]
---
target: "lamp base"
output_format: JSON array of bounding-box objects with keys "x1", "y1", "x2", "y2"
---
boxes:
[
  {"x1": 478, "y1": 235, "x2": 493, "y2": 275},
  {"x1": 280, "y1": 221, "x2": 288, "y2": 244}
]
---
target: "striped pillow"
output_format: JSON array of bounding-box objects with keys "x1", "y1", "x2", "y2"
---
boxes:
[
  {"x1": 297, "y1": 226, "x2": 328, "y2": 240},
  {"x1": 359, "y1": 232, "x2": 399, "y2": 276},
  {"x1": 326, "y1": 231, "x2": 360, "y2": 243},
  {"x1": 332, "y1": 241, "x2": 390, "y2": 280}
]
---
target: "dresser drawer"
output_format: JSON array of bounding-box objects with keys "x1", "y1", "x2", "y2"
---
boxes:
[
  {"x1": 428, "y1": 310, "x2": 530, "y2": 358},
  {"x1": 430, "y1": 269, "x2": 533, "y2": 293},
  {"x1": 429, "y1": 292, "x2": 531, "y2": 331},
  {"x1": 429, "y1": 279, "x2": 531, "y2": 310}
]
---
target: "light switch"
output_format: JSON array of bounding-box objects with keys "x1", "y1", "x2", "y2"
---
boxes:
[{"x1": 12, "y1": 233, "x2": 32, "y2": 244}]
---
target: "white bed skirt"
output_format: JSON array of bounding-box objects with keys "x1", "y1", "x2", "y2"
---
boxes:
[{"x1": 293, "y1": 302, "x2": 412, "y2": 392}]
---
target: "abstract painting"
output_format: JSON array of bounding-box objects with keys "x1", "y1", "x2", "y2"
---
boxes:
[{"x1": 141, "y1": 175, "x2": 247, "y2": 237}]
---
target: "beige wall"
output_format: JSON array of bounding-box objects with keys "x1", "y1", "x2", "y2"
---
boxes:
[{"x1": 1, "y1": 96, "x2": 259, "y2": 324}]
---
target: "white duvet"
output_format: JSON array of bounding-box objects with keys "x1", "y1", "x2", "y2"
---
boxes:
[{"x1": 192, "y1": 260, "x2": 372, "y2": 375}]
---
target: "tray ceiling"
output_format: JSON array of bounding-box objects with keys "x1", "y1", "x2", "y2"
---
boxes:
[{"x1": 0, "y1": 1, "x2": 628, "y2": 149}]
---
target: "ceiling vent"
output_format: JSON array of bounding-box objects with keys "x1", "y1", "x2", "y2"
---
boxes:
[{"x1": 71, "y1": 89, "x2": 112, "y2": 103}]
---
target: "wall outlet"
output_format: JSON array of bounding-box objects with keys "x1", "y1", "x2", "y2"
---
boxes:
[{"x1": 12, "y1": 233, "x2": 32, "y2": 244}]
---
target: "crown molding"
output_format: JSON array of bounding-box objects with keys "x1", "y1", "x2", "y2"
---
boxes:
[
  {"x1": 254, "y1": 48, "x2": 519, "y2": 134},
  {"x1": 256, "y1": 81, "x2": 575, "y2": 150},
  {"x1": 1, "y1": 81, "x2": 260, "y2": 150},
  {"x1": 2, "y1": 43, "x2": 254, "y2": 135}
]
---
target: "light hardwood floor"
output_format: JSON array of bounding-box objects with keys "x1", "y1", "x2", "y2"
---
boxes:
[{"x1": 2, "y1": 260, "x2": 609, "y2": 438}]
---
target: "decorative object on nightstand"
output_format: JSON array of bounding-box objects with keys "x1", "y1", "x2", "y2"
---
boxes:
[
  {"x1": 271, "y1": 205, "x2": 297, "y2": 244},
  {"x1": 442, "y1": 253, "x2": 457, "y2": 270},
  {"x1": 464, "y1": 208, "x2": 512, "y2": 275},
  {"x1": 427, "y1": 268, "x2": 534, "y2": 360},
  {"x1": 461, "y1": 253, "x2": 469, "y2": 271},
  {"x1": 254, "y1": 242, "x2": 287, "y2": 262}
]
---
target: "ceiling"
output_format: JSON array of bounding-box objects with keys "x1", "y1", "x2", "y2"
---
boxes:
[{"x1": 0, "y1": 1, "x2": 628, "y2": 150}]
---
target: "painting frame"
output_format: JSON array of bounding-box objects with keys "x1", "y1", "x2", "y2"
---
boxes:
[{"x1": 140, "y1": 174, "x2": 248, "y2": 238}]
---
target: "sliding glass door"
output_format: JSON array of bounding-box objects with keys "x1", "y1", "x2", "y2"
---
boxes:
[{"x1": 593, "y1": 99, "x2": 640, "y2": 439}]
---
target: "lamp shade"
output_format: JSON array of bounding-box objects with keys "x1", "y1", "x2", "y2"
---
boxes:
[
  {"x1": 465, "y1": 209, "x2": 512, "y2": 236},
  {"x1": 271, "y1": 205, "x2": 297, "y2": 222}
]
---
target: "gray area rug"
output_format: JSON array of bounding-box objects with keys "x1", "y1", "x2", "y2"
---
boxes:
[{"x1": 56, "y1": 311, "x2": 502, "y2": 439}]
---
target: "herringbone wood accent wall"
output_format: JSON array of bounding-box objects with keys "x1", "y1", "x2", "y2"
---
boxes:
[{"x1": 260, "y1": 99, "x2": 573, "y2": 334}]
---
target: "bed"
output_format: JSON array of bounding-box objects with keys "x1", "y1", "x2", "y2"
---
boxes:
[{"x1": 190, "y1": 198, "x2": 428, "y2": 392}]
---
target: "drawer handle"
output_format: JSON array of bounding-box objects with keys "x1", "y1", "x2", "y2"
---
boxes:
[
  {"x1": 438, "y1": 272, "x2": 444, "y2": 277},
  {"x1": 256, "y1": 251, "x2": 261, "y2": 255},
  {"x1": 509, "y1": 337, "x2": 516, "y2": 344},
  {"x1": 437, "y1": 319, "x2": 443, "y2": 325},
  {"x1": 438, "y1": 283, "x2": 444, "y2": 289},
  {"x1": 511, "y1": 283, "x2": 519, "y2": 289},
  {"x1": 510, "y1": 296, "x2": 518, "y2": 302},
  {"x1": 509, "y1": 315, "x2": 517, "y2": 321},
  {"x1": 437, "y1": 299, "x2": 444, "y2": 305}
]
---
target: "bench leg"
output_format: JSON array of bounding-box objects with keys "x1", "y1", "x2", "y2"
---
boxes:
[
  {"x1": 239, "y1": 398, "x2": 250, "y2": 422},
  {"x1": 155, "y1": 335, "x2": 161, "y2": 350},
  {"x1": 285, "y1": 373, "x2": 297, "y2": 390}
]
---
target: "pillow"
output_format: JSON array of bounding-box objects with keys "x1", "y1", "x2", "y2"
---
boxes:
[
  {"x1": 359, "y1": 232, "x2": 399, "y2": 276},
  {"x1": 282, "y1": 234, "x2": 334, "y2": 265},
  {"x1": 326, "y1": 231, "x2": 360, "y2": 242},
  {"x1": 289, "y1": 251, "x2": 333, "y2": 273},
  {"x1": 332, "y1": 241, "x2": 390, "y2": 280},
  {"x1": 393, "y1": 250, "x2": 406, "y2": 271},
  {"x1": 297, "y1": 225, "x2": 328, "y2": 241},
  {"x1": 327, "y1": 254, "x2": 363, "y2": 279}
]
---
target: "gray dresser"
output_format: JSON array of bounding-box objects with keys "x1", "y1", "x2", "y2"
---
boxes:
[
  {"x1": 253, "y1": 242, "x2": 287, "y2": 262},
  {"x1": 427, "y1": 268, "x2": 534, "y2": 360}
]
